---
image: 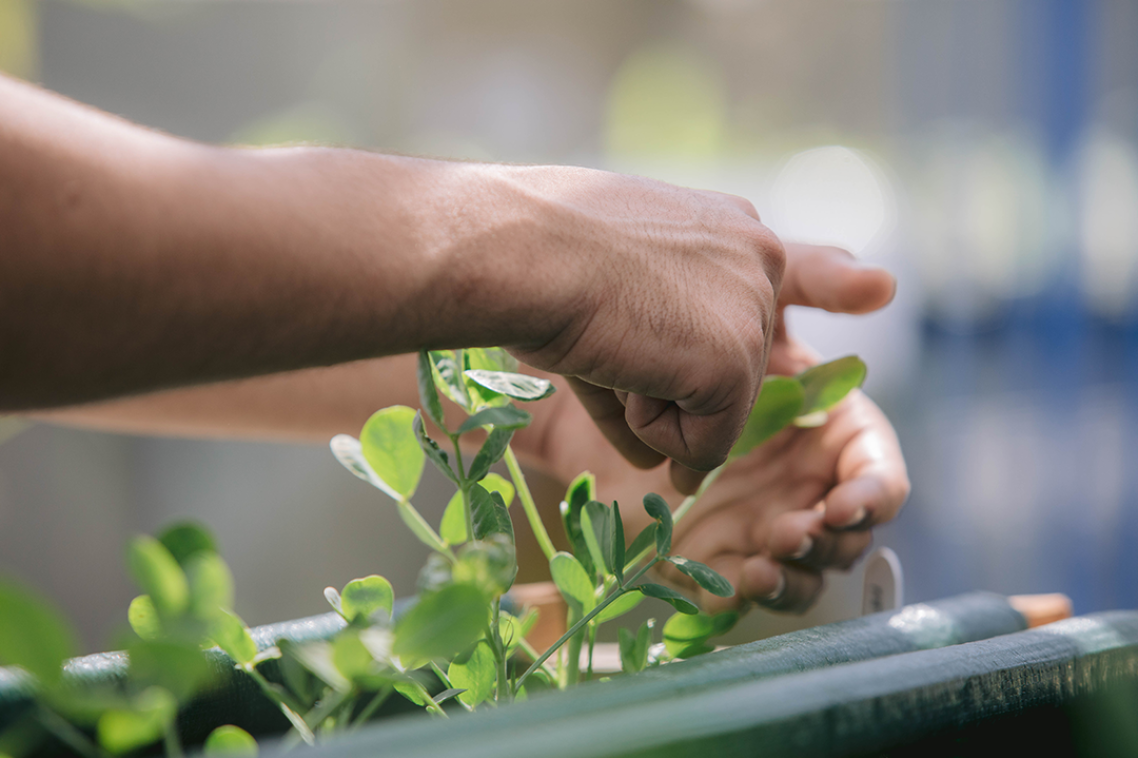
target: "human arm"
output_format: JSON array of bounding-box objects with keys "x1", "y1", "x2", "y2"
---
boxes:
[
  {"x1": 30, "y1": 244, "x2": 908, "y2": 613},
  {"x1": 1, "y1": 73, "x2": 783, "y2": 471}
]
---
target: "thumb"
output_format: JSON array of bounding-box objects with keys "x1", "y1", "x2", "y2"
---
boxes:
[{"x1": 779, "y1": 244, "x2": 896, "y2": 315}]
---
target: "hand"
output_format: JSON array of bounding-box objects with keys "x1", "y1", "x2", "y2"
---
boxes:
[
  {"x1": 482, "y1": 165, "x2": 784, "y2": 474},
  {"x1": 523, "y1": 243, "x2": 908, "y2": 613}
]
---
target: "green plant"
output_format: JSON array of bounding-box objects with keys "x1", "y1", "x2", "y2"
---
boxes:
[{"x1": 0, "y1": 349, "x2": 864, "y2": 756}]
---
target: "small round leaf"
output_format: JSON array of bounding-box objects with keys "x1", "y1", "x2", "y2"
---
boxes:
[
  {"x1": 0, "y1": 581, "x2": 76, "y2": 686},
  {"x1": 204, "y1": 725, "x2": 258, "y2": 756},
  {"x1": 157, "y1": 522, "x2": 217, "y2": 567},
  {"x1": 360, "y1": 406, "x2": 426, "y2": 500},
  {"x1": 340, "y1": 575, "x2": 394, "y2": 623},
  {"x1": 128, "y1": 595, "x2": 162, "y2": 641},
  {"x1": 393, "y1": 584, "x2": 489, "y2": 666},
  {"x1": 127, "y1": 536, "x2": 189, "y2": 618},
  {"x1": 210, "y1": 610, "x2": 257, "y2": 665}
]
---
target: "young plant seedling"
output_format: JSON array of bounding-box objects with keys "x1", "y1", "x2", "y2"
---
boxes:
[{"x1": 0, "y1": 351, "x2": 865, "y2": 756}]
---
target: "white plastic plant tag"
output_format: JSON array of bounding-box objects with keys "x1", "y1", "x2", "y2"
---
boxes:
[{"x1": 861, "y1": 546, "x2": 903, "y2": 615}]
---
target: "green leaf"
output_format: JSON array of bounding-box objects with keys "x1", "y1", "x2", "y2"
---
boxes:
[
  {"x1": 456, "y1": 406, "x2": 532, "y2": 436},
  {"x1": 323, "y1": 587, "x2": 342, "y2": 615},
  {"x1": 480, "y1": 472, "x2": 516, "y2": 507},
  {"x1": 97, "y1": 687, "x2": 176, "y2": 755},
  {"x1": 642, "y1": 494, "x2": 673, "y2": 557},
  {"x1": 340, "y1": 576, "x2": 394, "y2": 623},
  {"x1": 796, "y1": 355, "x2": 866, "y2": 415},
  {"x1": 448, "y1": 640, "x2": 496, "y2": 707},
  {"x1": 283, "y1": 640, "x2": 349, "y2": 692},
  {"x1": 128, "y1": 640, "x2": 214, "y2": 703},
  {"x1": 393, "y1": 584, "x2": 489, "y2": 665},
  {"x1": 127, "y1": 536, "x2": 189, "y2": 619},
  {"x1": 204, "y1": 726, "x2": 258, "y2": 757},
  {"x1": 663, "y1": 610, "x2": 739, "y2": 658},
  {"x1": 730, "y1": 376, "x2": 805, "y2": 459},
  {"x1": 611, "y1": 502, "x2": 626, "y2": 583},
  {"x1": 549, "y1": 552, "x2": 595, "y2": 613},
  {"x1": 397, "y1": 500, "x2": 451, "y2": 555},
  {"x1": 581, "y1": 501, "x2": 613, "y2": 578},
  {"x1": 157, "y1": 522, "x2": 217, "y2": 567},
  {"x1": 210, "y1": 610, "x2": 257, "y2": 665},
  {"x1": 428, "y1": 350, "x2": 470, "y2": 410},
  {"x1": 413, "y1": 412, "x2": 459, "y2": 484},
  {"x1": 439, "y1": 491, "x2": 468, "y2": 546},
  {"x1": 470, "y1": 485, "x2": 514, "y2": 543},
  {"x1": 559, "y1": 472, "x2": 596, "y2": 577},
  {"x1": 330, "y1": 434, "x2": 391, "y2": 492},
  {"x1": 666, "y1": 556, "x2": 734, "y2": 598},
  {"x1": 128, "y1": 596, "x2": 162, "y2": 641},
  {"x1": 634, "y1": 583, "x2": 698, "y2": 614},
  {"x1": 185, "y1": 552, "x2": 235, "y2": 620},
  {"x1": 0, "y1": 581, "x2": 76, "y2": 686},
  {"x1": 417, "y1": 351, "x2": 447, "y2": 431},
  {"x1": 619, "y1": 620, "x2": 652, "y2": 674},
  {"x1": 593, "y1": 590, "x2": 643, "y2": 625},
  {"x1": 465, "y1": 347, "x2": 518, "y2": 374},
  {"x1": 441, "y1": 473, "x2": 514, "y2": 545},
  {"x1": 361, "y1": 406, "x2": 426, "y2": 499},
  {"x1": 394, "y1": 680, "x2": 428, "y2": 706},
  {"x1": 624, "y1": 524, "x2": 656, "y2": 568},
  {"x1": 453, "y1": 536, "x2": 517, "y2": 596},
  {"x1": 463, "y1": 370, "x2": 555, "y2": 402},
  {"x1": 498, "y1": 610, "x2": 536, "y2": 654},
  {"x1": 331, "y1": 631, "x2": 378, "y2": 683},
  {"x1": 463, "y1": 348, "x2": 520, "y2": 408},
  {"x1": 466, "y1": 427, "x2": 514, "y2": 483},
  {"x1": 416, "y1": 553, "x2": 453, "y2": 595}
]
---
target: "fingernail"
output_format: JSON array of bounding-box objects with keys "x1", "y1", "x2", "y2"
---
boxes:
[
  {"x1": 762, "y1": 571, "x2": 786, "y2": 602},
  {"x1": 837, "y1": 507, "x2": 867, "y2": 529},
  {"x1": 790, "y1": 535, "x2": 813, "y2": 560}
]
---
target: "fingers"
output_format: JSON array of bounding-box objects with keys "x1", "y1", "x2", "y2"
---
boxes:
[
  {"x1": 823, "y1": 395, "x2": 910, "y2": 529},
  {"x1": 668, "y1": 459, "x2": 707, "y2": 495},
  {"x1": 779, "y1": 244, "x2": 896, "y2": 315},
  {"x1": 565, "y1": 377, "x2": 665, "y2": 470},
  {"x1": 739, "y1": 555, "x2": 824, "y2": 614},
  {"x1": 765, "y1": 508, "x2": 874, "y2": 571},
  {"x1": 624, "y1": 392, "x2": 741, "y2": 472}
]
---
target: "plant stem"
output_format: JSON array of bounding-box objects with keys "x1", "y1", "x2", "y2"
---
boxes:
[
  {"x1": 451, "y1": 435, "x2": 476, "y2": 543},
  {"x1": 36, "y1": 705, "x2": 106, "y2": 758},
  {"x1": 246, "y1": 667, "x2": 315, "y2": 745},
  {"x1": 585, "y1": 624, "x2": 597, "y2": 681},
  {"x1": 163, "y1": 718, "x2": 184, "y2": 758},
  {"x1": 623, "y1": 464, "x2": 725, "y2": 571},
  {"x1": 514, "y1": 557, "x2": 660, "y2": 693},
  {"x1": 491, "y1": 599, "x2": 511, "y2": 704},
  {"x1": 516, "y1": 638, "x2": 559, "y2": 681},
  {"x1": 503, "y1": 445, "x2": 556, "y2": 561},
  {"x1": 564, "y1": 606, "x2": 582, "y2": 687},
  {"x1": 351, "y1": 687, "x2": 393, "y2": 729}
]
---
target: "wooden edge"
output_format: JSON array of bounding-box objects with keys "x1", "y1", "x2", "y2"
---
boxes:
[{"x1": 1008, "y1": 593, "x2": 1073, "y2": 628}]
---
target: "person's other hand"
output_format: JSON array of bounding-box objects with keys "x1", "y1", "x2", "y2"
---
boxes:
[
  {"x1": 487, "y1": 166, "x2": 784, "y2": 476},
  {"x1": 520, "y1": 243, "x2": 908, "y2": 612}
]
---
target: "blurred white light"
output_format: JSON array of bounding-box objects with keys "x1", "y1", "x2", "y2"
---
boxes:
[
  {"x1": 768, "y1": 145, "x2": 895, "y2": 257},
  {"x1": 912, "y1": 129, "x2": 1060, "y2": 324},
  {"x1": 1077, "y1": 129, "x2": 1138, "y2": 318}
]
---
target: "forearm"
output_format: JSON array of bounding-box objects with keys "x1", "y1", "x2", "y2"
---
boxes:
[
  {"x1": 0, "y1": 76, "x2": 566, "y2": 411},
  {"x1": 28, "y1": 353, "x2": 570, "y2": 465}
]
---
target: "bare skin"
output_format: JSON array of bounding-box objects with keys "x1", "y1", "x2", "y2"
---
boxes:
[
  {"x1": 1, "y1": 74, "x2": 783, "y2": 477},
  {"x1": 31, "y1": 245, "x2": 909, "y2": 612}
]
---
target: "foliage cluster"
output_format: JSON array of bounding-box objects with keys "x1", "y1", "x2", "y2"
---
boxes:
[{"x1": 0, "y1": 349, "x2": 865, "y2": 757}]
